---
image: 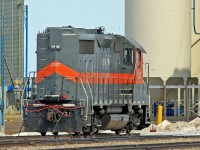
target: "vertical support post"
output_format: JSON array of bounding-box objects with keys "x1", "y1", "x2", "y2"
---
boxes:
[
  {"x1": 157, "y1": 105, "x2": 162, "y2": 125},
  {"x1": 184, "y1": 78, "x2": 189, "y2": 122},
  {"x1": 25, "y1": 5, "x2": 28, "y2": 98},
  {"x1": 146, "y1": 63, "x2": 149, "y2": 93},
  {"x1": 188, "y1": 81, "x2": 191, "y2": 115},
  {"x1": 184, "y1": 78, "x2": 186, "y2": 117},
  {"x1": 198, "y1": 78, "x2": 200, "y2": 116},
  {"x1": 192, "y1": 84, "x2": 195, "y2": 115},
  {"x1": 153, "y1": 102, "x2": 157, "y2": 117},
  {"x1": 174, "y1": 99, "x2": 177, "y2": 117},
  {"x1": 178, "y1": 85, "x2": 181, "y2": 116},
  {"x1": 1, "y1": 15, "x2": 5, "y2": 133},
  {"x1": 163, "y1": 80, "x2": 166, "y2": 120}
]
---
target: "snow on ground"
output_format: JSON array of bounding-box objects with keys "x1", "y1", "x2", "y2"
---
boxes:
[
  {"x1": 0, "y1": 132, "x2": 6, "y2": 136},
  {"x1": 12, "y1": 132, "x2": 69, "y2": 136},
  {"x1": 0, "y1": 132, "x2": 69, "y2": 136},
  {"x1": 137, "y1": 117, "x2": 200, "y2": 136}
]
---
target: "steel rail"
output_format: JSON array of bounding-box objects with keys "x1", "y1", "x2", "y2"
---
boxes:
[{"x1": 0, "y1": 134, "x2": 200, "y2": 148}]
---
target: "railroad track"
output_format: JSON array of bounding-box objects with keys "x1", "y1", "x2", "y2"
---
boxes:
[
  {"x1": 1, "y1": 134, "x2": 200, "y2": 149},
  {"x1": 64, "y1": 141, "x2": 200, "y2": 150}
]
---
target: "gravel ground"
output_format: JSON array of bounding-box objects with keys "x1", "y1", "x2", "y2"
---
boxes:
[{"x1": 2, "y1": 137, "x2": 200, "y2": 150}]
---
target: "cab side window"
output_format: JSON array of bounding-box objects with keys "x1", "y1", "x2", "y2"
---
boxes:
[
  {"x1": 138, "y1": 51, "x2": 141, "y2": 67},
  {"x1": 123, "y1": 48, "x2": 134, "y2": 66}
]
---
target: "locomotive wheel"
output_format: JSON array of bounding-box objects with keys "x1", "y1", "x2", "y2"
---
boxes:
[
  {"x1": 53, "y1": 132, "x2": 58, "y2": 136},
  {"x1": 136, "y1": 114, "x2": 146, "y2": 130},
  {"x1": 74, "y1": 132, "x2": 80, "y2": 135},
  {"x1": 93, "y1": 127, "x2": 99, "y2": 134},
  {"x1": 125, "y1": 123, "x2": 133, "y2": 134},
  {"x1": 137, "y1": 106, "x2": 147, "y2": 130},
  {"x1": 40, "y1": 132, "x2": 46, "y2": 136},
  {"x1": 115, "y1": 130, "x2": 120, "y2": 135},
  {"x1": 126, "y1": 127, "x2": 131, "y2": 134},
  {"x1": 83, "y1": 131, "x2": 93, "y2": 135},
  {"x1": 94, "y1": 129, "x2": 99, "y2": 134}
]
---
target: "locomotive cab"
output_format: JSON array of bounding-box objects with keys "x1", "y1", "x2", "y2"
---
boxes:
[{"x1": 94, "y1": 36, "x2": 150, "y2": 133}]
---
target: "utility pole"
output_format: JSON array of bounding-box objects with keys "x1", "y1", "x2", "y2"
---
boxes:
[{"x1": 1, "y1": 14, "x2": 5, "y2": 133}]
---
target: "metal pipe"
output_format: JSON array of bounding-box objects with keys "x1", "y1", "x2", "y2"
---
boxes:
[
  {"x1": 11, "y1": 0, "x2": 13, "y2": 76},
  {"x1": 146, "y1": 63, "x2": 150, "y2": 94},
  {"x1": 1, "y1": 14, "x2": 5, "y2": 129},
  {"x1": 192, "y1": 84, "x2": 195, "y2": 115},
  {"x1": 193, "y1": 0, "x2": 200, "y2": 34},
  {"x1": 163, "y1": 81, "x2": 166, "y2": 120},
  {"x1": 198, "y1": 78, "x2": 200, "y2": 116},
  {"x1": 183, "y1": 78, "x2": 187, "y2": 118},
  {"x1": 178, "y1": 85, "x2": 181, "y2": 116},
  {"x1": 185, "y1": 80, "x2": 189, "y2": 122},
  {"x1": 25, "y1": 5, "x2": 28, "y2": 98}
]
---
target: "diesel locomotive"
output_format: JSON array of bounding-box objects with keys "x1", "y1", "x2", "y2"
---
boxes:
[{"x1": 23, "y1": 26, "x2": 150, "y2": 135}]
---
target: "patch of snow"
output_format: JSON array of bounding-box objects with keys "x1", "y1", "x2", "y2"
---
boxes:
[
  {"x1": 12, "y1": 132, "x2": 69, "y2": 136},
  {"x1": 139, "y1": 117, "x2": 200, "y2": 136},
  {"x1": 157, "y1": 120, "x2": 171, "y2": 129},
  {"x1": 98, "y1": 130, "x2": 115, "y2": 134},
  {"x1": 0, "y1": 132, "x2": 6, "y2": 136}
]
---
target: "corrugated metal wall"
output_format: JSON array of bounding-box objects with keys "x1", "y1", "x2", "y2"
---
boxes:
[{"x1": 0, "y1": 0, "x2": 24, "y2": 86}]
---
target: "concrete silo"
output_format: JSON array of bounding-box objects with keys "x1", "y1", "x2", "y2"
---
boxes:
[
  {"x1": 125, "y1": 0, "x2": 192, "y2": 119},
  {"x1": 0, "y1": 0, "x2": 24, "y2": 85}
]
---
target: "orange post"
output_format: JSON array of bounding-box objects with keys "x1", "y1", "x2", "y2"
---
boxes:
[{"x1": 157, "y1": 105, "x2": 163, "y2": 125}]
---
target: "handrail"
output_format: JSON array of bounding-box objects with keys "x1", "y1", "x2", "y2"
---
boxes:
[
  {"x1": 86, "y1": 79, "x2": 93, "y2": 115},
  {"x1": 79, "y1": 78, "x2": 89, "y2": 120},
  {"x1": 20, "y1": 78, "x2": 29, "y2": 120}
]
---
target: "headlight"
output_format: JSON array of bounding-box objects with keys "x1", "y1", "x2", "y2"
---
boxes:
[
  {"x1": 51, "y1": 44, "x2": 56, "y2": 49},
  {"x1": 56, "y1": 44, "x2": 61, "y2": 49}
]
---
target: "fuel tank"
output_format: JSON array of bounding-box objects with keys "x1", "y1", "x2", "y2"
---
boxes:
[{"x1": 100, "y1": 114, "x2": 129, "y2": 130}]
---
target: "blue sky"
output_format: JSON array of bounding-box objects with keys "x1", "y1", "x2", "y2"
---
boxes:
[{"x1": 24, "y1": 0, "x2": 125, "y2": 72}]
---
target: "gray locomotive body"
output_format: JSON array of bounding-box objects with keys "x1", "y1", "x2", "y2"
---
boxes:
[{"x1": 23, "y1": 26, "x2": 150, "y2": 135}]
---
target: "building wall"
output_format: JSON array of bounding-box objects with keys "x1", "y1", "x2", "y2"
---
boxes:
[{"x1": 0, "y1": 0, "x2": 24, "y2": 86}]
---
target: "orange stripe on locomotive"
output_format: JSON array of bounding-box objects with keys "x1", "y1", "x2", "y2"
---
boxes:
[{"x1": 37, "y1": 57, "x2": 144, "y2": 85}]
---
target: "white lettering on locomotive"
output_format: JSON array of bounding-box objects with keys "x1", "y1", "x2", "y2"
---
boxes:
[{"x1": 51, "y1": 63, "x2": 61, "y2": 67}]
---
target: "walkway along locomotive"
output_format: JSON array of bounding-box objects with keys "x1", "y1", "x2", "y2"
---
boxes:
[{"x1": 23, "y1": 26, "x2": 150, "y2": 135}]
